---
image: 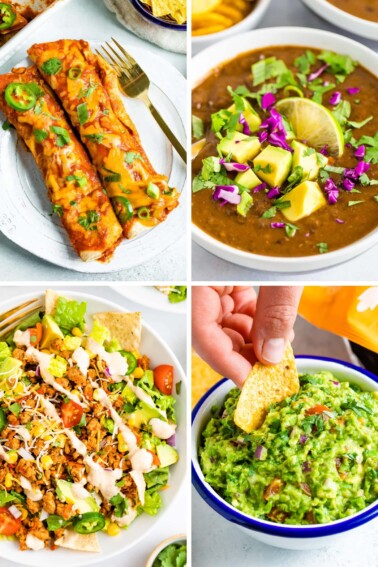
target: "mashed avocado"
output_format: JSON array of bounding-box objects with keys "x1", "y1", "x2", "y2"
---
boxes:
[{"x1": 200, "y1": 371, "x2": 378, "y2": 524}]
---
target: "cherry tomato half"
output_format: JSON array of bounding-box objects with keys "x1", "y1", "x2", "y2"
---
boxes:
[
  {"x1": 0, "y1": 507, "x2": 21, "y2": 536},
  {"x1": 153, "y1": 365, "x2": 174, "y2": 395},
  {"x1": 61, "y1": 399, "x2": 83, "y2": 428}
]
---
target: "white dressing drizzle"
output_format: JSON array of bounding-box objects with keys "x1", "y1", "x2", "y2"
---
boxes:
[
  {"x1": 86, "y1": 338, "x2": 128, "y2": 377},
  {"x1": 72, "y1": 347, "x2": 90, "y2": 377},
  {"x1": 13, "y1": 330, "x2": 32, "y2": 348},
  {"x1": 149, "y1": 418, "x2": 177, "y2": 440}
]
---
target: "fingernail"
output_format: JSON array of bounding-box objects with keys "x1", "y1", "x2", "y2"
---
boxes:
[{"x1": 262, "y1": 338, "x2": 286, "y2": 364}]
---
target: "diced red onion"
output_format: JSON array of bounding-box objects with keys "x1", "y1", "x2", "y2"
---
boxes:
[
  {"x1": 343, "y1": 178, "x2": 354, "y2": 191},
  {"x1": 219, "y1": 158, "x2": 250, "y2": 173},
  {"x1": 8, "y1": 505, "x2": 22, "y2": 519},
  {"x1": 299, "y1": 434, "x2": 308, "y2": 445},
  {"x1": 300, "y1": 482, "x2": 312, "y2": 497},
  {"x1": 271, "y1": 222, "x2": 285, "y2": 229},
  {"x1": 302, "y1": 461, "x2": 311, "y2": 473},
  {"x1": 35, "y1": 365, "x2": 41, "y2": 378},
  {"x1": 319, "y1": 145, "x2": 328, "y2": 156},
  {"x1": 347, "y1": 87, "x2": 360, "y2": 95},
  {"x1": 166, "y1": 434, "x2": 176, "y2": 447},
  {"x1": 354, "y1": 145, "x2": 365, "y2": 159},
  {"x1": 327, "y1": 190, "x2": 339, "y2": 204},
  {"x1": 254, "y1": 445, "x2": 267, "y2": 460},
  {"x1": 213, "y1": 185, "x2": 239, "y2": 200},
  {"x1": 325, "y1": 178, "x2": 337, "y2": 193},
  {"x1": 344, "y1": 168, "x2": 358, "y2": 180},
  {"x1": 104, "y1": 366, "x2": 112, "y2": 378},
  {"x1": 239, "y1": 114, "x2": 252, "y2": 135},
  {"x1": 335, "y1": 218, "x2": 345, "y2": 224},
  {"x1": 329, "y1": 91, "x2": 342, "y2": 106},
  {"x1": 331, "y1": 380, "x2": 340, "y2": 386},
  {"x1": 308, "y1": 63, "x2": 328, "y2": 81},
  {"x1": 323, "y1": 80, "x2": 329, "y2": 87},
  {"x1": 267, "y1": 187, "x2": 280, "y2": 199},
  {"x1": 355, "y1": 161, "x2": 370, "y2": 176},
  {"x1": 258, "y1": 130, "x2": 268, "y2": 143},
  {"x1": 261, "y1": 92, "x2": 276, "y2": 110},
  {"x1": 253, "y1": 182, "x2": 267, "y2": 193},
  {"x1": 217, "y1": 189, "x2": 241, "y2": 205},
  {"x1": 305, "y1": 232, "x2": 310, "y2": 237}
]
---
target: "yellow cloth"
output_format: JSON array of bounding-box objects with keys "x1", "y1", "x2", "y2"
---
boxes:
[
  {"x1": 299, "y1": 286, "x2": 378, "y2": 354},
  {"x1": 192, "y1": 350, "x2": 222, "y2": 408}
]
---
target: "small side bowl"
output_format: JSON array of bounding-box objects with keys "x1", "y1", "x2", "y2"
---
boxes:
[
  {"x1": 131, "y1": 0, "x2": 187, "y2": 30},
  {"x1": 301, "y1": 0, "x2": 378, "y2": 41},
  {"x1": 192, "y1": 356, "x2": 378, "y2": 550},
  {"x1": 192, "y1": 0, "x2": 271, "y2": 53},
  {"x1": 145, "y1": 534, "x2": 187, "y2": 567}
]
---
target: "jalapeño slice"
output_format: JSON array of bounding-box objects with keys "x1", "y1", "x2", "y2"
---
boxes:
[
  {"x1": 5, "y1": 83, "x2": 36, "y2": 111},
  {"x1": 111, "y1": 196, "x2": 133, "y2": 224},
  {"x1": 120, "y1": 350, "x2": 137, "y2": 375},
  {"x1": 0, "y1": 3, "x2": 16, "y2": 31},
  {"x1": 72, "y1": 512, "x2": 105, "y2": 534}
]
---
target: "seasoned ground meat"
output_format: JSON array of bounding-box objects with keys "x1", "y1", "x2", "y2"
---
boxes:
[
  {"x1": 12, "y1": 348, "x2": 26, "y2": 362},
  {"x1": 43, "y1": 492, "x2": 56, "y2": 514},
  {"x1": 67, "y1": 366, "x2": 86, "y2": 386},
  {"x1": 26, "y1": 497, "x2": 42, "y2": 514},
  {"x1": 138, "y1": 355, "x2": 150, "y2": 371},
  {"x1": 56, "y1": 501, "x2": 74, "y2": 521},
  {"x1": 17, "y1": 459, "x2": 37, "y2": 481}
]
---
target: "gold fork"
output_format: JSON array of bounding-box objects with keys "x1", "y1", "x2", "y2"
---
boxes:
[
  {"x1": 97, "y1": 38, "x2": 187, "y2": 164},
  {"x1": 0, "y1": 298, "x2": 43, "y2": 339}
]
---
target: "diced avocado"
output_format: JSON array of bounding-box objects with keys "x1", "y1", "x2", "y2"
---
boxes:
[
  {"x1": 228, "y1": 100, "x2": 261, "y2": 133},
  {"x1": 218, "y1": 132, "x2": 261, "y2": 164},
  {"x1": 157, "y1": 444, "x2": 178, "y2": 468},
  {"x1": 122, "y1": 385, "x2": 138, "y2": 404},
  {"x1": 0, "y1": 358, "x2": 22, "y2": 387},
  {"x1": 56, "y1": 480, "x2": 99, "y2": 513},
  {"x1": 237, "y1": 192, "x2": 253, "y2": 217},
  {"x1": 128, "y1": 401, "x2": 162, "y2": 428},
  {"x1": 291, "y1": 141, "x2": 328, "y2": 181},
  {"x1": 281, "y1": 181, "x2": 326, "y2": 222},
  {"x1": 40, "y1": 314, "x2": 64, "y2": 349},
  {"x1": 253, "y1": 145, "x2": 292, "y2": 187},
  {"x1": 235, "y1": 168, "x2": 261, "y2": 190}
]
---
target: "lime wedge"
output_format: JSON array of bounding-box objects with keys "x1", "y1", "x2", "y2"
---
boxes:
[
  {"x1": 192, "y1": 0, "x2": 221, "y2": 17},
  {"x1": 275, "y1": 97, "x2": 344, "y2": 157}
]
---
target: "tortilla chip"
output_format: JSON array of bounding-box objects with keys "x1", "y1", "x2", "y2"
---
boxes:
[
  {"x1": 94, "y1": 312, "x2": 142, "y2": 352},
  {"x1": 234, "y1": 344, "x2": 299, "y2": 433},
  {"x1": 45, "y1": 289, "x2": 60, "y2": 315},
  {"x1": 192, "y1": 350, "x2": 222, "y2": 408},
  {"x1": 55, "y1": 530, "x2": 101, "y2": 552}
]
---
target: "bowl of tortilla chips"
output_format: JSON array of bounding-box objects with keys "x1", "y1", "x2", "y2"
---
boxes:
[
  {"x1": 0, "y1": 290, "x2": 187, "y2": 566},
  {"x1": 132, "y1": 0, "x2": 187, "y2": 29},
  {"x1": 192, "y1": 355, "x2": 378, "y2": 550}
]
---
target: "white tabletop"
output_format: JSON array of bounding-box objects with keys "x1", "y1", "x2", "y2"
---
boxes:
[
  {"x1": 0, "y1": 285, "x2": 187, "y2": 567},
  {"x1": 192, "y1": 0, "x2": 378, "y2": 282},
  {"x1": 0, "y1": 0, "x2": 187, "y2": 282}
]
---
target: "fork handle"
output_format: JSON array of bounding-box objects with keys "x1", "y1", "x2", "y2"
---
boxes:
[{"x1": 146, "y1": 99, "x2": 187, "y2": 164}]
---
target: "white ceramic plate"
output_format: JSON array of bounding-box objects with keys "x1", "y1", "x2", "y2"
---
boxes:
[
  {"x1": 111, "y1": 286, "x2": 187, "y2": 314},
  {"x1": 301, "y1": 0, "x2": 378, "y2": 41},
  {"x1": 0, "y1": 291, "x2": 187, "y2": 566},
  {"x1": 192, "y1": 27, "x2": 378, "y2": 273},
  {"x1": 0, "y1": 42, "x2": 187, "y2": 273},
  {"x1": 192, "y1": 0, "x2": 271, "y2": 54}
]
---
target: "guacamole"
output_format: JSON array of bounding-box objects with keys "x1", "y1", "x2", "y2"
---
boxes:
[{"x1": 200, "y1": 371, "x2": 378, "y2": 525}]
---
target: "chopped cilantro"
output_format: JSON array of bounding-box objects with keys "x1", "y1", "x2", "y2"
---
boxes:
[
  {"x1": 33, "y1": 128, "x2": 48, "y2": 143},
  {"x1": 316, "y1": 242, "x2": 328, "y2": 254},
  {"x1": 41, "y1": 58, "x2": 62, "y2": 76},
  {"x1": 358, "y1": 134, "x2": 378, "y2": 164},
  {"x1": 77, "y1": 102, "x2": 89, "y2": 125},
  {"x1": 83, "y1": 133, "x2": 104, "y2": 144},
  {"x1": 348, "y1": 200, "x2": 364, "y2": 206},
  {"x1": 192, "y1": 115, "x2": 204, "y2": 140},
  {"x1": 50, "y1": 204, "x2": 63, "y2": 217},
  {"x1": 78, "y1": 210, "x2": 100, "y2": 231},
  {"x1": 50, "y1": 126, "x2": 70, "y2": 147},
  {"x1": 125, "y1": 151, "x2": 143, "y2": 164},
  {"x1": 66, "y1": 175, "x2": 87, "y2": 188}
]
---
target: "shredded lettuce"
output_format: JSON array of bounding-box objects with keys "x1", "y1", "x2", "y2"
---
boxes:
[
  {"x1": 144, "y1": 467, "x2": 169, "y2": 492},
  {"x1": 53, "y1": 297, "x2": 86, "y2": 333},
  {"x1": 48, "y1": 356, "x2": 68, "y2": 378},
  {"x1": 0, "y1": 342, "x2": 11, "y2": 359},
  {"x1": 63, "y1": 336, "x2": 82, "y2": 351},
  {"x1": 168, "y1": 286, "x2": 187, "y2": 304},
  {"x1": 141, "y1": 490, "x2": 162, "y2": 516},
  {"x1": 90, "y1": 319, "x2": 110, "y2": 345}
]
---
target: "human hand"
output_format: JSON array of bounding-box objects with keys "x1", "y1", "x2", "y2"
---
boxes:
[{"x1": 192, "y1": 286, "x2": 303, "y2": 387}]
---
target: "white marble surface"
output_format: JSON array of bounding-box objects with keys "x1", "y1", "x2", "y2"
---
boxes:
[
  {"x1": 0, "y1": 285, "x2": 187, "y2": 567},
  {"x1": 0, "y1": 0, "x2": 187, "y2": 281},
  {"x1": 192, "y1": 0, "x2": 378, "y2": 282}
]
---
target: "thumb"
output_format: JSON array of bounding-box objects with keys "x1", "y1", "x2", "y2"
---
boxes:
[{"x1": 252, "y1": 286, "x2": 303, "y2": 365}]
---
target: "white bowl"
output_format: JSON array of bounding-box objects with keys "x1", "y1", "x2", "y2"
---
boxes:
[
  {"x1": 0, "y1": 291, "x2": 187, "y2": 567},
  {"x1": 192, "y1": 0, "x2": 271, "y2": 54},
  {"x1": 301, "y1": 0, "x2": 378, "y2": 41},
  {"x1": 145, "y1": 534, "x2": 186, "y2": 567},
  {"x1": 192, "y1": 27, "x2": 378, "y2": 273},
  {"x1": 192, "y1": 356, "x2": 378, "y2": 550}
]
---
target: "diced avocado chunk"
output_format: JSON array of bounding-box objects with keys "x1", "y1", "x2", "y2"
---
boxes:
[
  {"x1": 40, "y1": 314, "x2": 64, "y2": 349},
  {"x1": 281, "y1": 181, "x2": 326, "y2": 222},
  {"x1": 128, "y1": 401, "x2": 162, "y2": 428},
  {"x1": 253, "y1": 145, "x2": 292, "y2": 187},
  {"x1": 56, "y1": 480, "x2": 99, "y2": 513},
  {"x1": 157, "y1": 444, "x2": 178, "y2": 468},
  {"x1": 228, "y1": 100, "x2": 261, "y2": 133},
  {"x1": 122, "y1": 385, "x2": 138, "y2": 404},
  {"x1": 218, "y1": 132, "x2": 261, "y2": 164},
  {"x1": 235, "y1": 168, "x2": 261, "y2": 190},
  {"x1": 237, "y1": 192, "x2": 253, "y2": 217},
  {"x1": 291, "y1": 141, "x2": 328, "y2": 181}
]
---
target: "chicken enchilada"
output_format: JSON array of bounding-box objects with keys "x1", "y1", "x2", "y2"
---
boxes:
[
  {"x1": 28, "y1": 40, "x2": 180, "y2": 239},
  {"x1": 0, "y1": 66, "x2": 123, "y2": 262}
]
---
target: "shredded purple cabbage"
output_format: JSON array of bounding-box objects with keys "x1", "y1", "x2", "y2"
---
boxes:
[
  {"x1": 347, "y1": 87, "x2": 360, "y2": 95},
  {"x1": 219, "y1": 158, "x2": 250, "y2": 173},
  {"x1": 267, "y1": 186, "x2": 280, "y2": 199},
  {"x1": 261, "y1": 92, "x2": 276, "y2": 111},
  {"x1": 329, "y1": 91, "x2": 342, "y2": 106},
  {"x1": 239, "y1": 113, "x2": 252, "y2": 135},
  {"x1": 308, "y1": 63, "x2": 328, "y2": 82},
  {"x1": 271, "y1": 222, "x2": 285, "y2": 229}
]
